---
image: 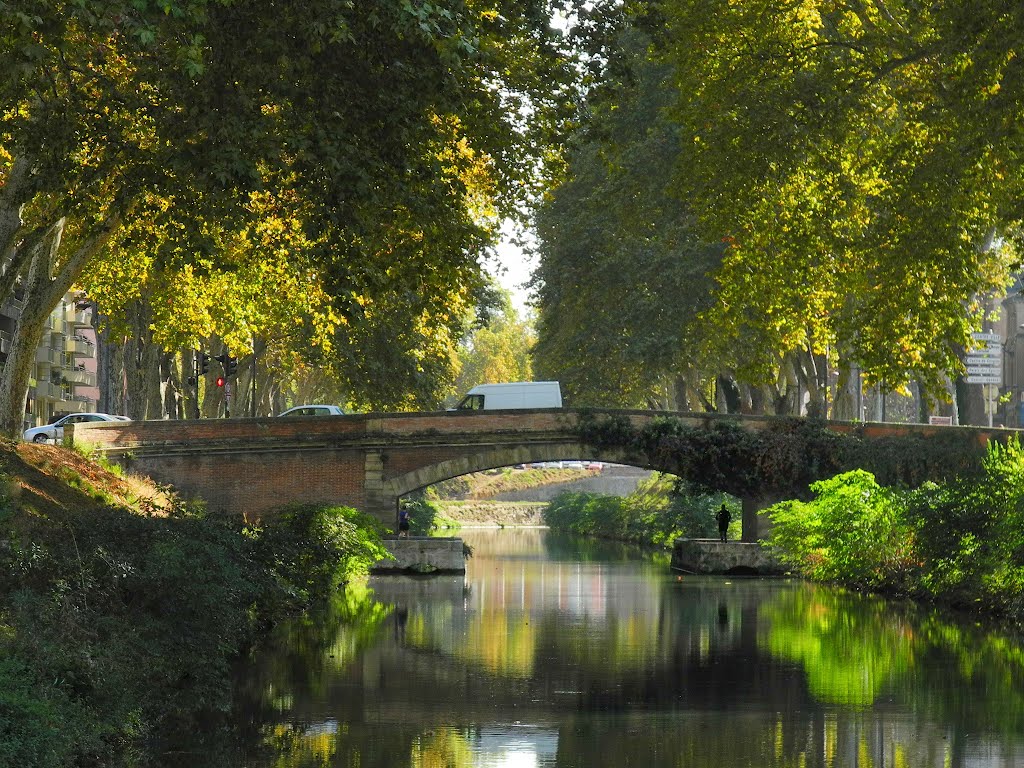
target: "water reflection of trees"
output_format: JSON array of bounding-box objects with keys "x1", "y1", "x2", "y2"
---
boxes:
[{"x1": 224, "y1": 532, "x2": 1024, "y2": 767}]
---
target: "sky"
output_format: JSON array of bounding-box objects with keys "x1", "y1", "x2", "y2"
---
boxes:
[{"x1": 488, "y1": 220, "x2": 538, "y2": 317}]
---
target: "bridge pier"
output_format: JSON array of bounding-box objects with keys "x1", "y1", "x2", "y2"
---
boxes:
[
  {"x1": 363, "y1": 451, "x2": 400, "y2": 531},
  {"x1": 740, "y1": 495, "x2": 778, "y2": 543}
]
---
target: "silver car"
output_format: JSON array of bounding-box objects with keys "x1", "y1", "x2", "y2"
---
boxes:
[
  {"x1": 23, "y1": 412, "x2": 124, "y2": 443},
  {"x1": 277, "y1": 405, "x2": 345, "y2": 417}
]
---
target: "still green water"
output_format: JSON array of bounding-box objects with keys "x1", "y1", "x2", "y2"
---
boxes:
[{"x1": 232, "y1": 528, "x2": 1024, "y2": 767}]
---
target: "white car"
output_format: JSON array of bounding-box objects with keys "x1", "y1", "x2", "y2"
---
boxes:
[
  {"x1": 23, "y1": 412, "x2": 124, "y2": 443},
  {"x1": 277, "y1": 405, "x2": 345, "y2": 417}
]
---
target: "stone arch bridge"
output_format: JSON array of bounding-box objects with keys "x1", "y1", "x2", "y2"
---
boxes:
[{"x1": 73, "y1": 408, "x2": 1003, "y2": 541}]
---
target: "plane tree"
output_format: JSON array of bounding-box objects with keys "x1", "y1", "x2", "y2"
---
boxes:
[
  {"x1": 654, "y1": 0, "x2": 1023, "y2": 403},
  {"x1": 532, "y1": 24, "x2": 726, "y2": 410},
  {"x1": 0, "y1": 0, "x2": 569, "y2": 432}
]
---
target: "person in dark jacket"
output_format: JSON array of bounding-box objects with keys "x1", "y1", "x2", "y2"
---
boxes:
[{"x1": 716, "y1": 504, "x2": 731, "y2": 542}]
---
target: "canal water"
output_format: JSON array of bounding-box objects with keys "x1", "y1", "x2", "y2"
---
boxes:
[{"x1": 231, "y1": 528, "x2": 1024, "y2": 767}]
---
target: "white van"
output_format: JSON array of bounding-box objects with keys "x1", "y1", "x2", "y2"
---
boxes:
[{"x1": 454, "y1": 381, "x2": 562, "y2": 411}]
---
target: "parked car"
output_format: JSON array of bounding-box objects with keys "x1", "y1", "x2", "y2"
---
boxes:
[
  {"x1": 23, "y1": 412, "x2": 124, "y2": 443},
  {"x1": 563, "y1": 460, "x2": 585, "y2": 470},
  {"x1": 277, "y1": 405, "x2": 345, "y2": 417}
]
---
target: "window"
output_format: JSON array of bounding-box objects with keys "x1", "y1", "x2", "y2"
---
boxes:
[{"x1": 456, "y1": 394, "x2": 485, "y2": 410}]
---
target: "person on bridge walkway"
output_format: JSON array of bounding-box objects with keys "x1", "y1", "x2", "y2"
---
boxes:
[
  {"x1": 398, "y1": 507, "x2": 412, "y2": 538},
  {"x1": 717, "y1": 504, "x2": 731, "y2": 543}
]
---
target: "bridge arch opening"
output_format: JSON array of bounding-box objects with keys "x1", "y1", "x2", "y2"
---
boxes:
[{"x1": 393, "y1": 457, "x2": 741, "y2": 543}]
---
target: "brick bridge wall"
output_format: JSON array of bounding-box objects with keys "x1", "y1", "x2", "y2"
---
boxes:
[{"x1": 72, "y1": 409, "x2": 1010, "y2": 538}]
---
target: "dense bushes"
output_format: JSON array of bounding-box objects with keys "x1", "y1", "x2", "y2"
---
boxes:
[
  {"x1": 398, "y1": 494, "x2": 449, "y2": 533},
  {"x1": 767, "y1": 438, "x2": 1024, "y2": 621},
  {"x1": 0, "y1": 499, "x2": 387, "y2": 767},
  {"x1": 543, "y1": 474, "x2": 738, "y2": 546}
]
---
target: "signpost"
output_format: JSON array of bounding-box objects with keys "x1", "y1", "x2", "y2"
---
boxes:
[{"x1": 967, "y1": 332, "x2": 1002, "y2": 427}]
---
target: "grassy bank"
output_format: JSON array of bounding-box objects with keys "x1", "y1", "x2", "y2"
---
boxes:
[
  {"x1": 542, "y1": 474, "x2": 738, "y2": 547},
  {"x1": 0, "y1": 441, "x2": 387, "y2": 767}
]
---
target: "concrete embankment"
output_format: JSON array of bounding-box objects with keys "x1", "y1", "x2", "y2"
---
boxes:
[
  {"x1": 486, "y1": 466, "x2": 652, "y2": 502},
  {"x1": 433, "y1": 500, "x2": 547, "y2": 526},
  {"x1": 671, "y1": 539, "x2": 786, "y2": 576}
]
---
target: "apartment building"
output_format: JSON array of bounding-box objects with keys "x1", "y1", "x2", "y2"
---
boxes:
[{"x1": 0, "y1": 289, "x2": 99, "y2": 431}]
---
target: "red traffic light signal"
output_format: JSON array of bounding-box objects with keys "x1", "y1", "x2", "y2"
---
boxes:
[{"x1": 215, "y1": 376, "x2": 225, "y2": 387}]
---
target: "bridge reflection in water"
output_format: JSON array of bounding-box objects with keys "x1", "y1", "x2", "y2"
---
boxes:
[{"x1": 231, "y1": 529, "x2": 1024, "y2": 768}]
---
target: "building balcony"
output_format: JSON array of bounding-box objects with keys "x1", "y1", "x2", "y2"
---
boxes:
[
  {"x1": 65, "y1": 367, "x2": 97, "y2": 387},
  {"x1": 35, "y1": 347, "x2": 62, "y2": 365},
  {"x1": 0, "y1": 330, "x2": 9, "y2": 355},
  {"x1": 65, "y1": 306, "x2": 90, "y2": 328},
  {"x1": 1, "y1": 296, "x2": 24, "y2": 318},
  {"x1": 33, "y1": 381, "x2": 61, "y2": 401},
  {"x1": 67, "y1": 335, "x2": 95, "y2": 358}
]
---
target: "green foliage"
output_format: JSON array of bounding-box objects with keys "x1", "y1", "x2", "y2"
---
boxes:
[
  {"x1": 0, "y1": 658, "x2": 78, "y2": 768},
  {"x1": 398, "y1": 496, "x2": 443, "y2": 536},
  {"x1": 767, "y1": 437, "x2": 1024, "y2": 619},
  {"x1": 768, "y1": 471, "x2": 914, "y2": 588},
  {"x1": 452, "y1": 284, "x2": 534, "y2": 402},
  {"x1": 250, "y1": 504, "x2": 390, "y2": 606},
  {"x1": 904, "y1": 438, "x2": 1024, "y2": 609},
  {"x1": 576, "y1": 412, "x2": 988, "y2": 499},
  {"x1": 543, "y1": 473, "x2": 736, "y2": 547},
  {"x1": 0, "y1": 497, "x2": 388, "y2": 765},
  {"x1": 654, "y1": 0, "x2": 1021, "y2": 394},
  {"x1": 533, "y1": 26, "x2": 722, "y2": 408}
]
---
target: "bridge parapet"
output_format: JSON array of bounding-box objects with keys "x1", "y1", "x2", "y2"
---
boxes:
[{"x1": 71, "y1": 409, "x2": 1014, "y2": 530}]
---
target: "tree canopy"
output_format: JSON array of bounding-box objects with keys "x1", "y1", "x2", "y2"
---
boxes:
[
  {"x1": 0, "y1": 0, "x2": 571, "y2": 428},
  {"x1": 655, "y1": 0, "x2": 1022, "y2": 393},
  {"x1": 531, "y1": 0, "x2": 1024, "y2": 417}
]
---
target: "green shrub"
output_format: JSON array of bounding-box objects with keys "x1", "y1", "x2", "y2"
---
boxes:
[
  {"x1": 398, "y1": 496, "x2": 443, "y2": 534},
  {"x1": 768, "y1": 470, "x2": 914, "y2": 588},
  {"x1": 249, "y1": 504, "x2": 390, "y2": 607},
  {"x1": 0, "y1": 499, "x2": 389, "y2": 765},
  {"x1": 904, "y1": 438, "x2": 1024, "y2": 612},
  {"x1": 543, "y1": 475, "x2": 736, "y2": 547},
  {"x1": 0, "y1": 658, "x2": 79, "y2": 768}
]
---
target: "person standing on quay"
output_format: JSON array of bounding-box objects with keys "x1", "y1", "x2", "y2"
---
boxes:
[{"x1": 716, "y1": 504, "x2": 731, "y2": 543}]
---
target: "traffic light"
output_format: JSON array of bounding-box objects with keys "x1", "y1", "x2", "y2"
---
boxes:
[
  {"x1": 214, "y1": 353, "x2": 228, "y2": 369},
  {"x1": 198, "y1": 351, "x2": 210, "y2": 375},
  {"x1": 215, "y1": 376, "x2": 226, "y2": 388},
  {"x1": 226, "y1": 356, "x2": 238, "y2": 376}
]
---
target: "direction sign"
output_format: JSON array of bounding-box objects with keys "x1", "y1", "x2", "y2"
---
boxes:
[
  {"x1": 966, "y1": 373, "x2": 1002, "y2": 384},
  {"x1": 972, "y1": 332, "x2": 1002, "y2": 343},
  {"x1": 966, "y1": 357, "x2": 1001, "y2": 369}
]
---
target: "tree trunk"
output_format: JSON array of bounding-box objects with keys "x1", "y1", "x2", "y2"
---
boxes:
[
  {"x1": 201, "y1": 337, "x2": 227, "y2": 418},
  {"x1": 96, "y1": 321, "x2": 128, "y2": 417},
  {"x1": 832, "y1": 359, "x2": 857, "y2": 420},
  {"x1": 160, "y1": 351, "x2": 182, "y2": 419},
  {"x1": 716, "y1": 373, "x2": 741, "y2": 413},
  {"x1": 748, "y1": 385, "x2": 767, "y2": 415},
  {"x1": 0, "y1": 205, "x2": 121, "y2": 436},
  {"x1": 0, "y1": 251, "x2": 56, "y2": 435},
  {"x1": 671, "y1": 374, "x2": 690, "y2": 412},
  {"x1": 0, "y1": 155, "x2": 33, "y2": 262},
  {"x1": 774, "y1": 356, "x2": 800, "y2": 415},
  {"x1": 122, "y1": 300, "x2": 160, "y2": 420},
  {"x1": 180, "y1": 350, "x2": 200, "y2": 420}
]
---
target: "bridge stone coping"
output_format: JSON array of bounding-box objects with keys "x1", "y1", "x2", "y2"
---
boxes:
[{"x1": 70, "y1": 409, "x2": 1011, "y2": 533}]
